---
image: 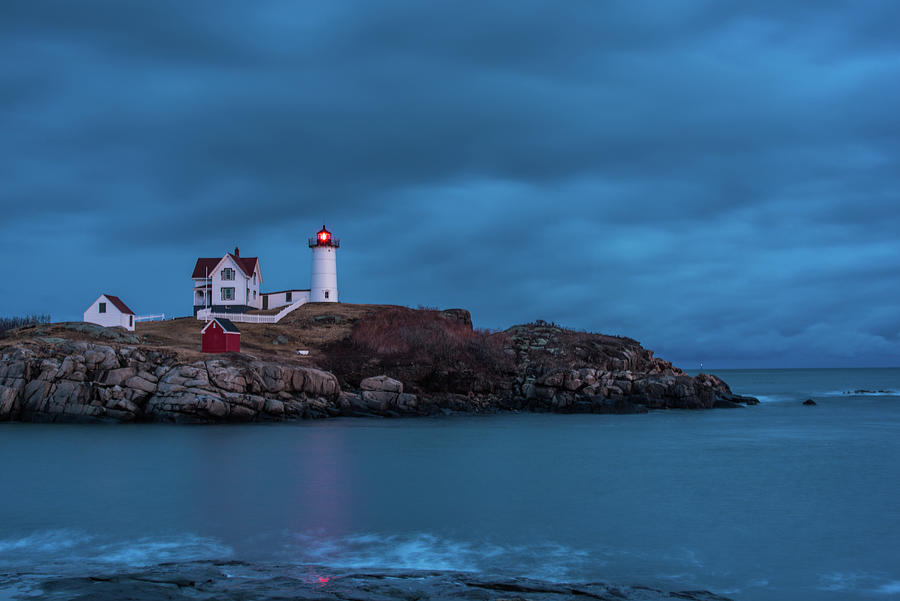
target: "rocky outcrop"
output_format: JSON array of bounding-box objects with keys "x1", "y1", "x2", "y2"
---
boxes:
[
  {"x1": 0, "y1": 318, "x2": 758, "y2": 423},
  {"x1": 329, "y1": 321, "x2": 758, "y2": 415},
  {"x1": 0, "y1": 341, "x2": 340, "y2": 423},
  {"x1": 494, "y1": 323, "x2": 758, "y2": 413},
  {"x1": 493, "y1": 367, "x2": 756, "y2": 414}
]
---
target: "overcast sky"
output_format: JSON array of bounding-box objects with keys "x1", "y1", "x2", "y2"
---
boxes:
[{"x1": 2, "y1": 1, "x2": 899, "y2": 368}]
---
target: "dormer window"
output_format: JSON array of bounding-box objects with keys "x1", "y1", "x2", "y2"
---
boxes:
[{"x1": 221, "y1": 268, "x2": 235, "y2": 280}]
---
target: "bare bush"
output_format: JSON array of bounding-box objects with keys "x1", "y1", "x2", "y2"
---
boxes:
[
  {"x1": 352, "y1": 307, "x2": 472, "y2": 359},
  {"x1": 0, "y1": 314, "x2": 51, "y2": 338},
  {"x1": 346, "y1": 307, "x2": 514, "y2": 390}
]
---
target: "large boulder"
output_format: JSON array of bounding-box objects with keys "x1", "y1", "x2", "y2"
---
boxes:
[{"x1": 360, "y1": 375, "x2": 403, "y2": 394}]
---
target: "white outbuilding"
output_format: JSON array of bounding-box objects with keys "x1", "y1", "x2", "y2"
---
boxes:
[
  {"x1": 83, "y1": 294, "x2": 136, "y2": 332},
  {"x1": 260, "y1": 289, "x2": 310, "y2": 311}
]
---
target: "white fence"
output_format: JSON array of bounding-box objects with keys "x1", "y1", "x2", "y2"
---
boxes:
[
  {"x1": 197, "y1": 311, "x2": 278, "y2": 324},
  {"x1": 196, "y1": 299, "x2": 307, "y2": 324},
  {"x1": 135, "y1": 314, "x2": 166, "y2": 322}
]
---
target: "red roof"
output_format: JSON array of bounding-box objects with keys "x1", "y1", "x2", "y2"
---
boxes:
[
  {"x1": 191, "y1": 254, "x2": 259, "y2": 279},
  {"x1": 103, "y1": 294, "x2": 134, "y2": 315}
]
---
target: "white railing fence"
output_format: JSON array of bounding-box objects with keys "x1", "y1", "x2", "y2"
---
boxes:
[
  {"x1": 135, "y1": 314, "x2": 166, "y2": 322},
  {"x1": 196, "y1": 299, "x2": 307, "y2": 324}
]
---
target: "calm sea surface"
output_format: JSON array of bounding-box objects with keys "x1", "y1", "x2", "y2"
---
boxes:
[{"x1": 1, "y1": 368, "x2": 899, "y2": 600}]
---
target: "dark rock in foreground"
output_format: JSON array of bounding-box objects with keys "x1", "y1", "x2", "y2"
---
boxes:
[
  {"x1": 803, "y1": 398, "x2": 817, "y2": 406},
  {"x1": 18, "y1": 561, "x2": 735, "y2": 601}
]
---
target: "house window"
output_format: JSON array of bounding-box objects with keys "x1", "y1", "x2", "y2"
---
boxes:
[
  {"x1": 253, "y1": 274, "x2": 256, "y2": 285},
  {"x1": 221, "y1": 287, "x2": 235, "y2": 301},
  {"x1": 129, "y1": 315, "x2": 133, "y2": 327},
  {"x1": 196, "y1": 290, "x2": 204, "y2": 298},
  {"x1": 221, "y1": 268, "x2": 235, "y2": 280},
  {"x1": 253, "y1": 291, "x2": 257, "y2": 299},
  {"x1": 324, "y1": 290, "x2": 329, "y2": 299},
  {"x1": 99, "y1": 302, "x2": 106, "y2": 313},
  {"x1": 286, "y1": 291, "x2": 292, "y2": 302}
]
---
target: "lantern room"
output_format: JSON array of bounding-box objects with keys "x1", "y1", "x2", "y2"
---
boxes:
[{"x1": 309, "y1": 225, "x2": 340, "y2": 248}]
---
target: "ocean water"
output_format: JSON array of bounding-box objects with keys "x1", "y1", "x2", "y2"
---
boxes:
[{"x1": 0, "y1": 367, "x2": 898, "y2": 600}]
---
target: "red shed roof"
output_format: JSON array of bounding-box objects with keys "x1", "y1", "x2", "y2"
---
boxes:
[
  {"x1": 201, "y1": 317, "x2": 241, "y2": 334},
  {"x1": 191, "y1": 254, "x2": 259, "y2": 279},
  {"x1": 103, "y1": 294, "x2": 134, "y2": 315}
]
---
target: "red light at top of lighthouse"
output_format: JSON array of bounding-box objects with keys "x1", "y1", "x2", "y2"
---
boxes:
[{"x1": 309, "y1": 225, "x2": 340, "y2": 248}]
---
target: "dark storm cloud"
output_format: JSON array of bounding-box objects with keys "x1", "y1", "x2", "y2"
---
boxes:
[{"x1": 2, "y1": 0, "x2": 899, "y2": 367}]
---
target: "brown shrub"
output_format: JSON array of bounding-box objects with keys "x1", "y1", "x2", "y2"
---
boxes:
[
  {"x1": 341, "y1": 307, "x2": 515, "y2": 392},
  {"x1": 351, "y1": 308, "x2": 473, "y2": 358}
]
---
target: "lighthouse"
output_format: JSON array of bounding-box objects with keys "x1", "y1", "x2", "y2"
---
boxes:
[{"x1": 308, "y1": 225, "x2": 339, "y2": 302}]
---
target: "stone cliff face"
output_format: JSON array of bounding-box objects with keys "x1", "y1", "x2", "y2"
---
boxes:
[
  {"x1": 500, "y1": 322, "x2": 755, "y2": 413},
  {"x1": 0, "y1": 319, "x2": 757, "y2": 424},
  {"x1": 0, "y1": 341, "x2": 341, "y2": 423}
]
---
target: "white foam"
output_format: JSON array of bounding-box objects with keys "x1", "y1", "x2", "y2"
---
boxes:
[
  {"x1": 0, "y1": 530, "x2": 93, "y2": 555},
  {"x1": 293, "y1": 532, "x2": 485, "y2": 573},
  {"x1": 0, "y1": 530, "x2": 234, "y2": 573},
  {"x1": 287, "y1": 532, "x2": 593, "y2": 581},
  {"x1": 95, "y1": 536, "x2": 234, "y2": 566},
  {"x1": 819, "y1": 571, "x2": 900, "y2": 594},
  {"x1": 753, "y1": 395, "x2": 790, "y2": 403},
  {"x1": 875, "y1": 580, "x2": 900, "y2": 594},
  {"x1": 819, "y1": 571, "x2": 859, "y2": 590}
]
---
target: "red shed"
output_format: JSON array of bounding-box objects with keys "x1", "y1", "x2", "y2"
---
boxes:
[{"x1": 201, "y1": 318, "x2": 241, "y2": 353}]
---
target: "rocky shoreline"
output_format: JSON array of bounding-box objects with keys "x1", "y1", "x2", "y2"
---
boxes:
[
  {"x1": 0, "y1": 322, "x2": 757, "y2": 423},
  {"x1": 2, "y1": 560, "x2": 735, "y2": 601}
]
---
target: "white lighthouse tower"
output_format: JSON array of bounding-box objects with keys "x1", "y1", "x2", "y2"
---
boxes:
[{"x1": 308, "y1": 225, "x2": 339, "y2": 302}]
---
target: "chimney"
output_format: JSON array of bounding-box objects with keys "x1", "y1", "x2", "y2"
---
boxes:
[{"x1": 234, "y1": 246, "x2": 239, "y2": 257}]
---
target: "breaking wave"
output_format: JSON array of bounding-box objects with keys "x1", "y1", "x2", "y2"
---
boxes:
[
  {"x1": 0, "y1": 530, "x2": 233, "y2": 573},
  {"x1": 0, "y1": 529, "x2": 93, "y2": 554},
  {"x1": 285, "y1": 532, "x2": 594, "y2": 582},
  {"x1": 753, "y1": 394, "x2": 791, "y2": 403},
  {"x1": 94, "y1": 536, "x2": 234, "y2": 566},
  {"x1": 819, "y1": 571, "x2": 900, "y2": 595}
]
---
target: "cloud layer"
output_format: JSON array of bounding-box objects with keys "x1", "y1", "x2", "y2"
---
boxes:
[{"x1": 2, "y1": 0, "x2": 899, "y2": 367}]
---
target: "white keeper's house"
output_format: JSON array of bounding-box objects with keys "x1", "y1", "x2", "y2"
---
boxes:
[
  {"x1": 191, "y1": 247, "x2": 263, "y2": 315},
  {"x1": 192, "y1": 226, "x2": 340, "y2": 316}
]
